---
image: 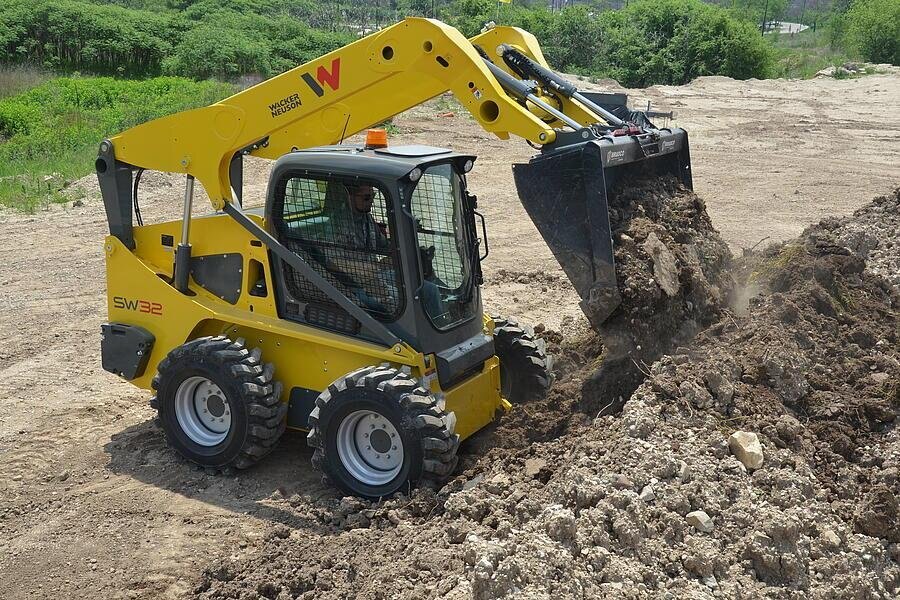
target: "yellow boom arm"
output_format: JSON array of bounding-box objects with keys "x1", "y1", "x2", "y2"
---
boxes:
[{"x1": 108, "y1": 18, "x2": 563, "y2": 210}]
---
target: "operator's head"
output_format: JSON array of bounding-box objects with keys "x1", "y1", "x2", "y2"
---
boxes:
[{"x1": 348, "y1": 184, "x2": 375, "y2": 213}]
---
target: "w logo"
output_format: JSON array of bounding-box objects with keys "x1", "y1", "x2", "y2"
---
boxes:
[{"x1": 302, "y1": 58, "x2": 341, "y2": 97}]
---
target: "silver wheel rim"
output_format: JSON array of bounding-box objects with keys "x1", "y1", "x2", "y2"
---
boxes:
[
  {"x1": 174, "y1": 376, "x2": 231, "y2": 447},
  {"x1": 336, "y1": 410, "x2": 403, "y2": 486}
]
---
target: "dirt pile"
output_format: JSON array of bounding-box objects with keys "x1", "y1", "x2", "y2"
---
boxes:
[
  {"x1": 602, "y1": 175, "x2": 734, "y2": 359},
  {"x1": 580, "y1": 176, "x2": 734, "y2": 413},
  {"x1": 192, "y1": 191, "x2": 898, "y2": 599}
]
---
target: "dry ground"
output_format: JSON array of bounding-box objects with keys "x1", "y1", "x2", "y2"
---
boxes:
[{"x1": 0, "y1": 73, "x2": 898, "y2": 599}]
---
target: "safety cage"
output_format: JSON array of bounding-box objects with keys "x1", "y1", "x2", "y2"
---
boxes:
[
  {"x1": 270, "y1": 172, "x2": 406, "y2": 333},
  {"x1": 408, "y1": 162, "x2": 482, "y2": 332}
]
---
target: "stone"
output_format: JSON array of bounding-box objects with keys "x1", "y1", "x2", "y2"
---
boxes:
[
  {"x1": 729, "y1": 431, "x2": 764, "y2": 470},
  {"x1": 686, "y1": 510, "x2": 714, "y2": 533},
  {"x1": 680, "y1": 380, "x2": 713, "y2": 410},
  {"x1": 462, "y1": 474, "x2": 484, "y2": 491},
  {"x1": 643, "y1": 232, "x2": 680, "y2": 296},
  {"x1": 613, "y1": 474, "x2": 635, "y2": 490},
  {"x1": 639, "y1": 485, "x2": 656, "y2": 502},
  {"x1": 542, "y1": 504, "x2": 577, "y2": 542},
  {"x1": 820, "y1": 530, "x2": 841, "y2": 549},
  {"x1": 524, "y1": 458, "x2": 547, "y2": 478}
]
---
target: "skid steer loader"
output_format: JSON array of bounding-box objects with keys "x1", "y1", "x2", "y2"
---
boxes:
[{"x1": 97, "y1": 18, "x2": 691, "y2": 498}]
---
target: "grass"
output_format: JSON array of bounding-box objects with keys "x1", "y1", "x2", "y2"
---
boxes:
[
  {"x1": 768, "y1": 29, "x2": 856, "y2": 79},
  {"x1": 0, "y1": 76, "x2": 236, "y2": 212},
  {"x1": 0, "y1": 65, "x2": 54, "y2": 99},
  {"x1": 748, "y1": 243, "x2": 805, "y2": 284}
]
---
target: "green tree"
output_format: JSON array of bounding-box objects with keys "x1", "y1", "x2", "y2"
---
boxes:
[{"x1": 844, "y1": 0, "x2": 900, "y2": 64}]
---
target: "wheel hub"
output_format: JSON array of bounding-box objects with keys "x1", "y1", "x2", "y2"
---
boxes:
[
  {"x1": 336, "y1": 410, "x2": 403, "y2": 486},
  {"x1": 370, "y1": 428, "x2": 391, "y2": 453},
  {"x1": 207, "y1": 395, "x2": 226, "y2": 418},
  {"x1": 175, "y1": 376, "x2": 231, "y2": 447}
]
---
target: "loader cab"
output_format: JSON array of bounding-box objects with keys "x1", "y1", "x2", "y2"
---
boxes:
[{"x1": 264, "y1": 144, "x2": 491, "y2": 386}]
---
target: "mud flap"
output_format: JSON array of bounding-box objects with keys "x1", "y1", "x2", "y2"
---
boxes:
[{"x1": 512, "y1": 130, "x2": 692, "y2": 329}]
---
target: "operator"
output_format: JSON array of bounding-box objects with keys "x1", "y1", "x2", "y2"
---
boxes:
[
  {"x1": 317, "y1": 183, "x2": 393, "y2": 314},
  {"x1": 344, "y1": 184, "x2": 390, "y2": 253},
  {"x1": 330, "y1": 184, "x2": 445, "y2": 319}
]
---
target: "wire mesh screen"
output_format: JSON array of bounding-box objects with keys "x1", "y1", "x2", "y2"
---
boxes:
[
  {"x1": 410, "y1": 164, "x2": 477, "y2": 329},
  {"x1": 272, "y1": 174, "x2": 403, "y2": 323},
  {"x1": 411, "y1": 172, "x2": 466, "y2": 288}
]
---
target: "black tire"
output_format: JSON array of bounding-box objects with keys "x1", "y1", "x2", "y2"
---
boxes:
[
  {"x1": 151, "y1": 336, "x2": 287, "y2": 470},
  {"x1": 492, "y1": 315, "x2": 552, "y2": 403},
  {"x1": 307, "y1": 365, "x2": 459, "y2": 499}
]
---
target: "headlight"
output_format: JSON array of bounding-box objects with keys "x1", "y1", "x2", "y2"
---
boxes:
[
  {"x1": 462, "y1": 159, "x2": 474, "y2": 173},
  {"x1": 408, "y1": 168, "x2": 422, "y2": 182}
]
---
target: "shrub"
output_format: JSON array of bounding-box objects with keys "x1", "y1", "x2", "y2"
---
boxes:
[
  {"x1": 589, "y1": 0, "x2": 773, "y2": 87},
  {"x1": 0, "y1": 76, "x2": 235, "y2": 210},
  {"x1": 844, "y1": 0, "x2": 900, "y2": 64}
]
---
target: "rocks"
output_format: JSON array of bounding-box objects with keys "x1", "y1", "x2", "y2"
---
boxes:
[
  {"x1": 642, "y1": 232, "x2": 680, "y2": 297},
  {"x1": 854, "y1": 486, "x2": 900, "y2": 542},
  {"x1": 728, "y1": 431, "x2": 764, "y2": 470},
  {"x1": 612, "y1": 474, "x2": 634, "y2": 490},
  {"x1": 541, "y1": 505, "x2": 577, "y2": 542},
  {"x1": 639, "y1": 485, "x2": 656, "y2": 503},
  {"x1": 686, "y1": 510, "x2": 714, "y2": 533},
  {"x1": 524, "y1": 458, "x2": 547, "y2": 479},
  {"x1": 679, "y1": 380, "x2": 713, "y2": 410},
  {"x1": 820, "y1": 529, "x2": 841, "y2": 549}
]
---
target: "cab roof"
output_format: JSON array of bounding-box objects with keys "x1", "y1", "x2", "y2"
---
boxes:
[{"x1": 274, "y1": 144, "x2": 475, "y2": 179}]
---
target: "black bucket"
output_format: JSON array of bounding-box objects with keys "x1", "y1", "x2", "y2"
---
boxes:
[{"x1": 512, "y1": 128, "x2": 692, "y2": 329}]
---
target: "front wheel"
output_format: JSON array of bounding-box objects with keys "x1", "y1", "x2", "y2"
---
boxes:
[{"x1": 307, "y1": 366, "x2": 459, "y2": 499}]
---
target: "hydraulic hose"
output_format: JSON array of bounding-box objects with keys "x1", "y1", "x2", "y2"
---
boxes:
[
  {"x1": 498, "y1": 44, "x2": 625, "y2": 127},
  {"x1": 480, "y1": 58, "x2": 583, "y2": 131}
]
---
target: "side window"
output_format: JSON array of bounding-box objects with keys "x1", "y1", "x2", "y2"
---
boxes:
[
  {"x1": 273, "y1": 174, "x2": 404, "y2": 325},
  {"x1": 411, "y1": 171, "x2": 466, "y2": 288},
  {"x1": 409, "y1": 163, "x2": 478, "y2": 330}
]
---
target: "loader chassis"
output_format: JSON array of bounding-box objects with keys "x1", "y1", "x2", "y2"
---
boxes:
[{"x1": 97, "y1": 16, "x2": 686, "y2": 497}]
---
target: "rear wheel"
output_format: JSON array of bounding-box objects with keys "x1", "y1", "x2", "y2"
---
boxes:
[
  {"x1": 152, "y1": 336, "x2": 286, "y2": 470},
  {"x1": 492, "y1": 315, "x2": 552, "y2": 403},
  {"x1": 307, "y1": 366, "x2": 459, "y2": 499}
]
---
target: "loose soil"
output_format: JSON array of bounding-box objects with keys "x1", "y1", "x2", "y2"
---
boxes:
[
  {"x1": 1, "y1": 74, "x2": 899, "y2": 599},
  {"x1": 193, "y1": 189, "x2": 900, "y2": 600}
]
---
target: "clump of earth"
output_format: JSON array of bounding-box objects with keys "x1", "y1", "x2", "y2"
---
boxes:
[{"x1": 193, "y1": 190, "x2": 899, "y2": 600}]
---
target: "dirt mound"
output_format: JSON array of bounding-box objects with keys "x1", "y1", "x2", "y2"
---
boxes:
[
  {"x1": 580, "y1": 176, "x2": 734, "y2": 414},
  {"x1": 192, "y1": 190, "x2": 898, "y2": 600}
]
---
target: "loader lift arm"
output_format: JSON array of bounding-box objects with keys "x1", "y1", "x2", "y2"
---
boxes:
[{"x1": 101, "y1": 18, "x2": 560, "y2": 217}]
